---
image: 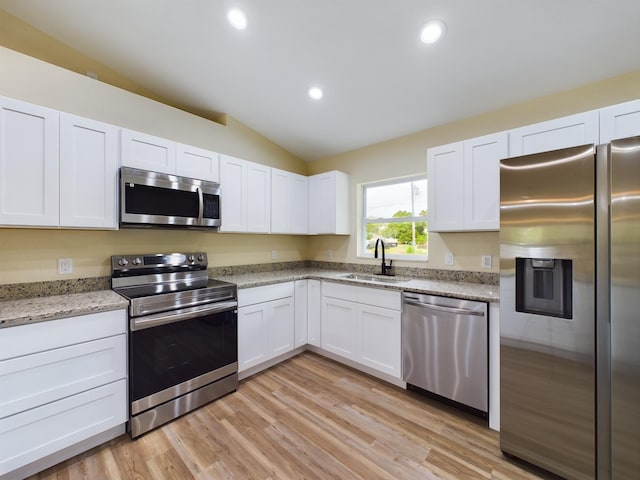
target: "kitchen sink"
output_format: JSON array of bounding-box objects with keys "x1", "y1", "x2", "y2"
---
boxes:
[{"x1": 340, "y1": 273, "x2": 404, "y2": 284}]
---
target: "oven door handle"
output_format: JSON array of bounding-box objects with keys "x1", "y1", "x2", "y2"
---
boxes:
[{"x1": 130, "y1": 300, "x2": 237, "y2": 331}]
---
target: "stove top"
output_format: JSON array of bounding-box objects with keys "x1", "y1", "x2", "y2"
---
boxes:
[{"x1": 111, "y1": 252, "x2": 237, "y2": 318}]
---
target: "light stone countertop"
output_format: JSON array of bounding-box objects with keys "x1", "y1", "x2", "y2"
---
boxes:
[
  {"x1": 0, "y1": 268, "x2": 498, "y2": 330},
  {"x1": 0, "y1": 290, "x2": 129, "y2": 329},
  {"x1": 214, "y1": 269, "x2": 500, "y2": 303}
]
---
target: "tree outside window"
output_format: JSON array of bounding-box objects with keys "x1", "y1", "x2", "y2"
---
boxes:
[{"x1": 362, "y1": 176, "x2": 428, "y2": 259}]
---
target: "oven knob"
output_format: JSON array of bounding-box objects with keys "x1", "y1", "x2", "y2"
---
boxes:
[
  {"x1": 132, "y1": 257, "x2": 142, "y2": 265},
  {"x1": 118, "y1": 258, "x2": 129, "y2": 266},
  {"x1": 188, "y1": 255, "x2": 195, "y2": 262},
  {"x1": 198, "y1": 254, "x2": 205, "y2": 261}
]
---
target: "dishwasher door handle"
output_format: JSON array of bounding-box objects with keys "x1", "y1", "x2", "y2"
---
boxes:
[{"x1": 403, "y1": 298, "x2": 485, "y2": 316}]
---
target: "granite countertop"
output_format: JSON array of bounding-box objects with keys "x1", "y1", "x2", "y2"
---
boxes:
[
  {"x1": 1, "y1": 267, "x2": 498, "y2": 330},
  {"x1": 0, "y1": 290, "x2": 129, "y2": 329},
  {"x1": 214, "y1": 269, "x2": 499, "y2": 303}
]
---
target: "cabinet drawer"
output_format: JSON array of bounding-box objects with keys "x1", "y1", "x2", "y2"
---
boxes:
[
  {"x1": 0, "y1": 310, "x2": 126, "y2": 361},
  {"x1": 322, "y1": 282, "x2": 401, "y2": 310},
  {"x1": 0, "y1": 379, "x2": 127, "y2": 476},
  {"x1": 238, "y1": 282, "x2": 295, "y2": 307},
  {"x1": 0, "y1": 335, "x2": 126, "y2": 417}
]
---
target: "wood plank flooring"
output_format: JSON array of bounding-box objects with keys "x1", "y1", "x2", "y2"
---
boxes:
[{"x1": 28, "y1": 352, "x2": 550, "y2": 480}]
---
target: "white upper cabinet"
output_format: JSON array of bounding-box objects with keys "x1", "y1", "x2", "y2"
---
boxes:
[
  {"x1": 508, "y1": 110, "x2": 599, "y2": 156},
  {"x1": 271, "y1": 168, "x2": 308, "y2": 234},
  {"x1": 176, "y1": 143, "x2": 219, "y2": 182},
  {"x1": 308, "y1": 171, "x2": 350, "y2": 234},
  {"x1": 599, "y1": 99, "x2": 640, "y2": 143},
  {"x1": 219, "y1": 154, "x2": 271, "y2": 233},
  {"x1": 120, "y1": 128, "x2": 176, "y2": 173},
  {"x1": 463, "y1": 132, "x2": 508, "y2": 230},
  {"x1": 0, "y1": 97, "x2": 59, "y2": 227},
  {"x1": 59, "y1": 113, "x2": 119, "y2": 229},
  {"x1": 427, "y1": 142, "x2": 464, "y2": 231},
  {"x1": 428, "y1": 132, "x2": 507, "y2": 232}
]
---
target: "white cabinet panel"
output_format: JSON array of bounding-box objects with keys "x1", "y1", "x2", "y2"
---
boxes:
[
  {"x1": 600, "y1": 99, "x2": 640, "y2": 143},
  {"x1": 309, "y1": 171, "x2": 350, "y2": 234},
  {"x1": 0, "y1": 380, "x2": 126, "y2": 477},
  {"x1": 268, "y1": 297, "x2": 294, "y2": 356},
  {"x1": 290, "y1": 173, "x2": 309, "y2": 234},
  {"x1": 271, "y1": 169, "x2": 308, "y2": 234},
  {"x1": 176, "y1": 143, "x2": 219, "y2": 182},
  {"x1": 307, "y1": 279, "x2": 322, "y2": 347},
  {"x1": 219, "y1": 154, "x2": 246, "y2": 232},
  {"x1": 463, "y1": 132, "x2": 508, "y2": 230},
  {"x1": 294, "y1": 280, "x2": 308, "y2": 348},
  {"x1": 120, "y1": 128, "x2": 176, "y2": 173},
  {"x1": 321, "y1": 297, "x2": 358, "y2": 361},
  {"x1": 0, "y1": 97, "x2": 59, "y2": 226},
  {"x1": 508, "y1": 110, "x2": 599, "y2": 156},
  {"x1": 247, "y1": 161, "x2": 271, "y2": 233},
  {"x1": 427, "y1": 142, "x2": 464, "y2": 231},
  {"x1": 0, "y1": 335, "x2": 126, "y2": 418},
  {"x1": 59, "y1": 113, "x2": 119, "y2": 229},
  {"x1": 238, "y1": 304, "x2": 269, "y2": 371},
  {"x1": 358, "y1": 304, "x2": 401, "y2": 377}
]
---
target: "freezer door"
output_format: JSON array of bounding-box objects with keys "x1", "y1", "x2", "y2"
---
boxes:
[
  {"x1": 499, "y1": 144, "x2": 596, "y2": 479},
  {"x1": 610, "y1": 136, "x2": 640, "y2": 479}
]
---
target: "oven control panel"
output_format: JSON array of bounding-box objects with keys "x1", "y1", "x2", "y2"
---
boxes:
[{"x1": 111, "y1": 252, "x2": 207, "y2": 274}]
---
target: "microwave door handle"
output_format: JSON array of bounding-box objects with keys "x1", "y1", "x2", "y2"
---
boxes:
[{"x1": 196, "y1": 187, "x2": 204, "y2": 224}]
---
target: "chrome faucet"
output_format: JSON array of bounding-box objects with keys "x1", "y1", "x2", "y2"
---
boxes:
[{"x1": 374, "y1": 238, "x2": 393, "y2": 276}]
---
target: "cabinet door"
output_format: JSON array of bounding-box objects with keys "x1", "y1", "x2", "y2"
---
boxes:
[
  {"x1": 59, "y1": 113, "x2": 119, "y2": 229},
  {"x1": 463, "y1": 132, "x2": 507, "y2": 230},
  {"x1": 219, "y1": 154, "x2": 247, "y2": 232},
  {"x1": 357, "y1": 304, "x2": 401, "y2": 378},
  {"x1": 290, "y1": 173, "x2": 309, "y2": 234},
  {"x1": 176, "y1": 143, "x2": 219, "y2": 182},
  {"x1": 309, "y1": 172, "x2": 335, "y2": 234},
  {"x1": 508, "y1": 110, "x2": 599, "y2": 156},
  {"x1": 307, "y1": 279, "x2": 322, "y2": 347},
  {"x1": 321, "y1": 297, "x2": 357, "y2": 361},
  {"x1": 270, "y1": 168, "x2": 290, "y2": 233},
  {"x1": 600, "y1": 99, "x2": 640, "y2": 143},
  {"x1": 238, "y1": 304, "x2": 268, "y2": 371},
  {"x1": 268, "y1": 297, "x2": 295, "y2": 357},
  {"x1": 427, "y1": 142, "x2": 464, "y2": 232},
  {"x1": 246, "y1": 161, "x2": 271, "y2": 233},
  {"x1": 120, "y1": 129, "x2": 176, "y2": 173},
  {"x1": 294, "y1": 280, "x2": 308, "y2": 348},
  {"x1": 0, "y1": 97, "x2": 59, "y2": 226}
]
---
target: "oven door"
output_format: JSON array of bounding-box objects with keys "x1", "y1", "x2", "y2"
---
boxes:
[{"x1": 129, "y1": 301, "x2": 237, "y2": 416}]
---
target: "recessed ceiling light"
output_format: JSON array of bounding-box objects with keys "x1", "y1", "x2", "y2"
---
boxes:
[
  {"x1": 308, "y1": 87, "x2": 323, "y2": 100},
  {"x1": 227, "y1": 9, "x2": 247, "y2": 30},
  {"x1": 420, "y1": 19, "x2": 446, "y2": 44}
]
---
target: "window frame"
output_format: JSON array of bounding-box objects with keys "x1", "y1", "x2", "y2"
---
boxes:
[{"x1": 359, "y1": 174, "x2": 428, "y2": 261}]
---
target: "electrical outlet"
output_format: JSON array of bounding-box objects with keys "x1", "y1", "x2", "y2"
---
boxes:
[
  {"x1": 327, "y1": 249, "x2": 333, "y2": 259},
  {"x1": 271, "y1": 250, "x2": 278, "y2": 260},
  {"x1": 444, "y1": 252, "x2": 454, "y2": 266},
  {"x1": 58, "y1": 258, "x2": 73, "y2": 274},
  {"x1": 481, "y1": 255, "x2": 493, "y2": 269}
]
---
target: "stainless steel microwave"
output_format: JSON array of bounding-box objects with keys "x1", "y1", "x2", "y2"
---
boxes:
[{"x1": 120, "y1": 167, "x2": 221, "y2": 229}]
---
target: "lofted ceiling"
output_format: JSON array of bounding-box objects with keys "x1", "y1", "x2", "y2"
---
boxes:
[{"x1": 2, "y1": 0, "x2": 640, "y2": 161}]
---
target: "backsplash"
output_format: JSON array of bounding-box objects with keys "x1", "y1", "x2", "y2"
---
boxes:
[{"x1": 1, "y1": 260, "x2": 498, "y2": 301}]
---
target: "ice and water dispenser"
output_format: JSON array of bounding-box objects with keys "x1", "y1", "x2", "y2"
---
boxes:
[{"x1": 515, "y1": 258, "x2": 573, "y2": 319}]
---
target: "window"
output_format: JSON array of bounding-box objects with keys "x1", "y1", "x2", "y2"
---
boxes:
[{"x1": 361, "y1": 175, "x2": 428, "y2": 260}]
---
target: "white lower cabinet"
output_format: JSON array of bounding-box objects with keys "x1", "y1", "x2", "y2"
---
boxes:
[
  {"x1": 0, "y1": 310, "x2": 127, "y2": 479},
  {"x1": 238, "y1": 283, "x2": 295, "y2": 373},
  {"x1": 294, "y1": 280, "x2": 308, "y2": 348},
  {"x1": 307, "y1": 279, "x2": 322, "y2": 347},
  {"x1": 321, "y1": 282, "x2": 402, "y2": 379}
]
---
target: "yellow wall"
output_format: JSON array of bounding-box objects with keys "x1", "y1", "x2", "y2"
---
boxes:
[
  {"x1": 1, "y1": 8, "x2": 640, "y2": 284},
  {"x1": 307, "y1": 70, "x2": 640, "y2": 271}
]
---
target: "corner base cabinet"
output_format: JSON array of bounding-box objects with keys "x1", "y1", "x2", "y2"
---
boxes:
[{"x1": 0, "y1": 310, "x2": 127, "y2": 480}]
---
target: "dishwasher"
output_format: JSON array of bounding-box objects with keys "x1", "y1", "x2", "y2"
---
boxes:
[{"x1": 402, "y1": 292, "x2": 488, "y2": 416}]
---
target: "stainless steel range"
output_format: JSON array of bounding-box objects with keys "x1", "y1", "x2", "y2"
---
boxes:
[{"x1": 111, "y1": 252, "x2": 238, "y2": 438}]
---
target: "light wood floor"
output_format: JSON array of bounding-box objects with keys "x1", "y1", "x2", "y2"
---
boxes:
[{"x1": 28, "y1": 352, "x2": 549, "y2": 479}]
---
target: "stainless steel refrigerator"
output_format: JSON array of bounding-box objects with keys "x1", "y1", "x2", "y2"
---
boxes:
[{"x1": 499, "y1": 137, "x2": 640, "y2": 479}]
